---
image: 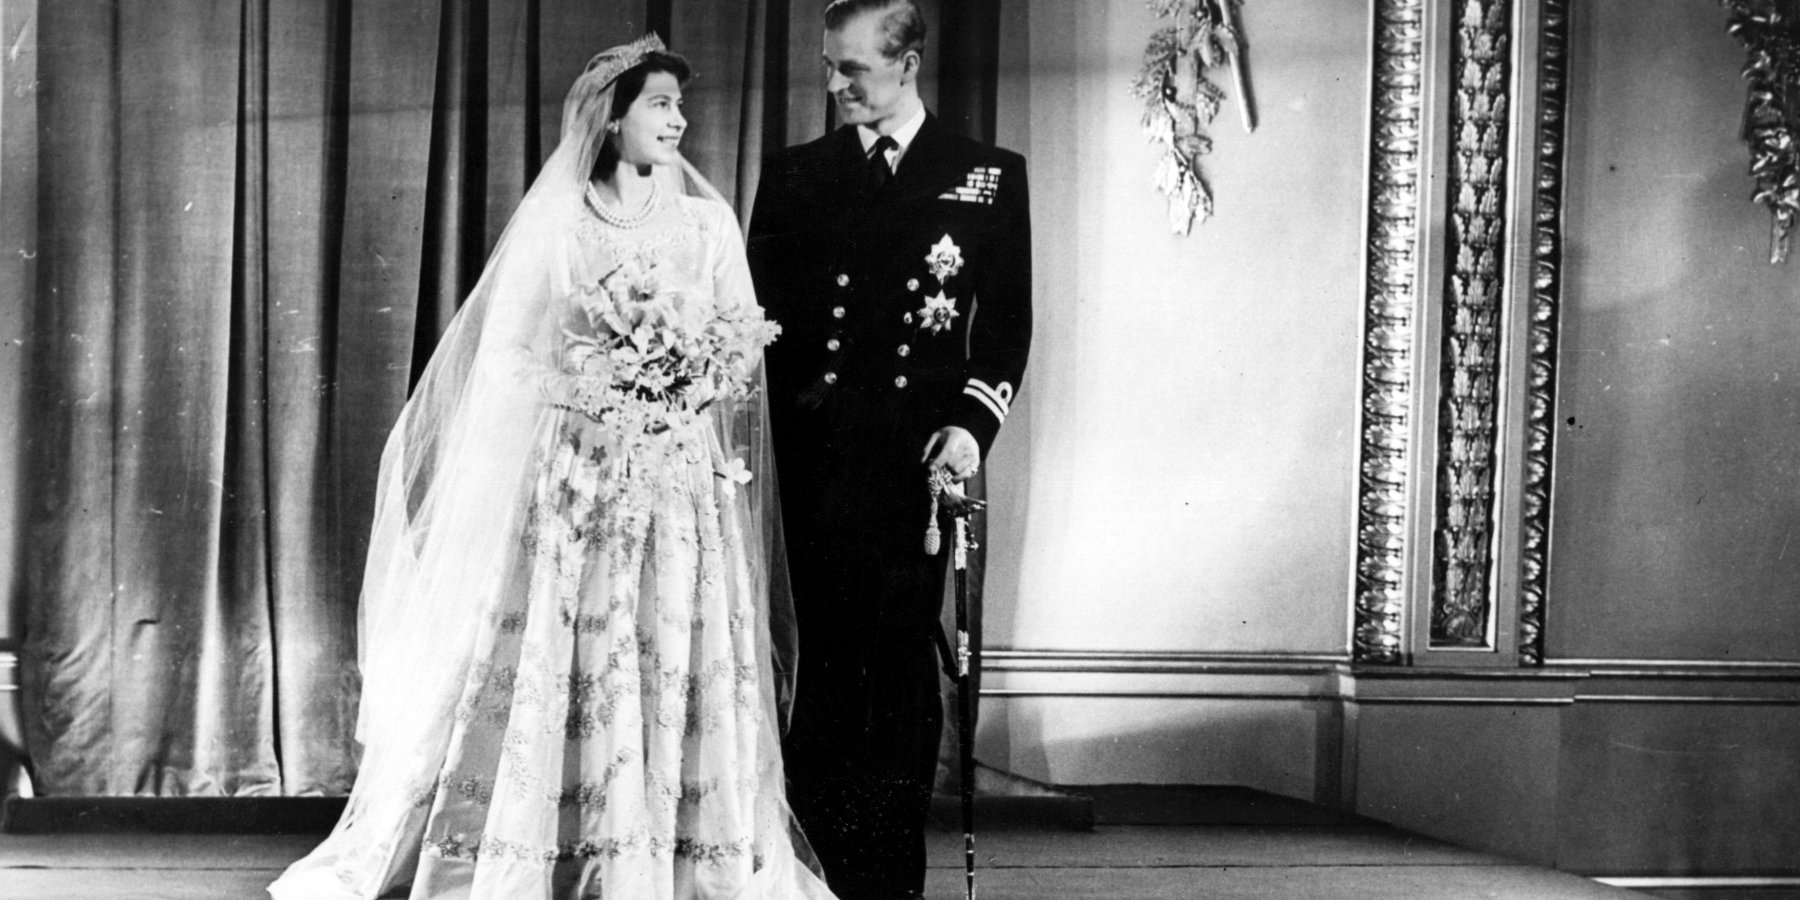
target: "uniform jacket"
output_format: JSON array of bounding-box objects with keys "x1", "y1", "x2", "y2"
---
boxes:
[{"x1": 747, "y1": 113, "x2": 1031, "y2": 459}]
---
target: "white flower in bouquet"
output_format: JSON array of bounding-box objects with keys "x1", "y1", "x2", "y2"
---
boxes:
[
  {"x1": 562, "y1": 259, "x2": 781, "y2": 468},
  {"x1": 714, "y1": 457, "x2": 753, "y2": 498}
]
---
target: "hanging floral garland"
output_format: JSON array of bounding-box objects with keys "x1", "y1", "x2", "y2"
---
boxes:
[
  {"x1": 1722, "y1": 0, "x2": 1800, "y2": 264},
  {"x1": 1131, "y1": 0, "x2": 1255, "y2": 235}
]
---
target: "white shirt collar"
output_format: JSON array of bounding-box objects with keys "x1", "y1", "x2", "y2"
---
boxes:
[{"x1": 858, "y1": 105, "x2": 928, "y2": 171}]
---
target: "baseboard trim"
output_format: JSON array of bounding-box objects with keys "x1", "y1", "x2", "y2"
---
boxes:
[
  {"x1": 1595, "y1": 876, "x2": 1800, "y2": 890},
  {"x1": 1547, "y1": 658, "x2": 1800, "y2": 678},
  {"x1": 1352, "y1": 695, "x2": 1574, "y2": 706},
  {"x1": 0, "y1": 784, "x2": 1373, "y2": 836},
  {"x1": 1575, "y1": 693, "x2": 1800, "y2": 706},
  {"x1": 2, "y1": 796, "x2": 348, "y2": 834},
  {"x1": 982, "y1": 689, "x2": 1333, "y2": 701},
  {"x1": 984, "y1": 649, "x2": 1350, "y2": 676}
]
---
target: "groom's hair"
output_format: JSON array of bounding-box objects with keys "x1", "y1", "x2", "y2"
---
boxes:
[{"x1": 823, "y1": 0, "x2": 926, "y2": 62}]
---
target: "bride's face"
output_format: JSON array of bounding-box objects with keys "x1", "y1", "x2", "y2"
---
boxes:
[{"x1": 611, "y1": 71, "x2": 686, "y2": 169}]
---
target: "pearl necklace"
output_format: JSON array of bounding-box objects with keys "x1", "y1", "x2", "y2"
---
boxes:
[{"x1": 587, "y1": 177, "x2": 662, "y2": 229}]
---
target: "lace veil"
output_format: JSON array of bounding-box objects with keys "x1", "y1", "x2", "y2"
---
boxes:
[{"x1": 280, "y1": 35, "x2": 805, "y2": 895}]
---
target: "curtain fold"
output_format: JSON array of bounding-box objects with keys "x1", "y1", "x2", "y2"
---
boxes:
[
  {"x1": 670, "y1": 0, "x2": 752, "y2": 206},
  {"x1": 23, "y1": 0, "x2": 122, "y2": 797},
  {"x1": 0, "y1": 0, "x2": 39, "y2": 655},
  {"x1": 263, "y1": 0, "x2": 357, "y2": 796},
  {"x1": 13, "y1": 0, "x2": 1004, "y2": 797}
]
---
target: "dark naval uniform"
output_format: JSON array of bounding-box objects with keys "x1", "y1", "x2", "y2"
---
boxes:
[{"x1": 747, "y1": 114, "x2": 1031, "y2": 899}]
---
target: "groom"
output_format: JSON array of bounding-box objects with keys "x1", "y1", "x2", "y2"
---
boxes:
[{"x1": 746, "y1": 1, "x2": 1032, "y2": 897}]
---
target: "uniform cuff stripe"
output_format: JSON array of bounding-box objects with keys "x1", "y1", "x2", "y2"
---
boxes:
[
  {"x1": 965, "y1": 379, "x2": 1012, "y2": 417},
  {"x1": 964, "y1": 385, "x2": 1006, "y2": 423}
]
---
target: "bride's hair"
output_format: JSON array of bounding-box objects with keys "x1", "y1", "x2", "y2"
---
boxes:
[{"x1": 593, "y1": 50, "x2": 693, "y2": 180}]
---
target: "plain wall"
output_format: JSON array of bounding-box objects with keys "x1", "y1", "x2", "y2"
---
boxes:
[
  {"x1": 983, "y1": 0, "x2": 1364, "y2": 656},
  {"x1": 972, "y1": 0, "x2": 1368, "y2": 785}
]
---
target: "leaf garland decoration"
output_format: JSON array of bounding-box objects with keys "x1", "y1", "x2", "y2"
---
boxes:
[
  {"x1": 1130, "y1": 0, "x2": 1253, "y2": 235},
  {"x1": 1722, "y1": 0, "x2": 1800, "y2": 263}
]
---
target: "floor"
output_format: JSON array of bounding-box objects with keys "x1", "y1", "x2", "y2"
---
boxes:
[
  {"x1": 0, "y1": 820, "x2": 1650, "y2": 900},
  {"x1": 4, "y1": 785, "x2": 1782, "y2": 900}
]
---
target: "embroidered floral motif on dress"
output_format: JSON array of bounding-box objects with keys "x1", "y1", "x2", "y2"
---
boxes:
[
  {"x1": 424, "y1": 830, "x2": 759, "y2": 867},
  {"x1": 389, "y1": 197, "x2": 800, "y2": 898}
]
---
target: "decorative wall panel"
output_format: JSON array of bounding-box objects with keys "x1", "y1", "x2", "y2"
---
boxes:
[
  {"x1": 1353, "y1": 0, "x2": 1428, "y2": 664},
  {"x1": 1429, "y1": 0, "x2": 1513, "y2": 649},
  {"x1": 1517, "y1": 0, "x2": 1568, "y2": 666}
]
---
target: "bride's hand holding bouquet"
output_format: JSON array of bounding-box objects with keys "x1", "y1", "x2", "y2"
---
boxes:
[{"x1": 561, "y1": 259, "x2": 779, "y2": 452}]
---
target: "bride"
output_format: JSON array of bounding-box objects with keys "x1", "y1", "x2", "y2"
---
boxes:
[{"x1": 270, "y1": 35, "x2": 836, "y2": 900}]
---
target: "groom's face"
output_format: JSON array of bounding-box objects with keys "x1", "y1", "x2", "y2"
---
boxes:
[{"x1": 823, "y1": 13, "x2": 917, "y2": 131}]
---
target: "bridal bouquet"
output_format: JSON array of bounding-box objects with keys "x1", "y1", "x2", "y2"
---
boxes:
[{"x1": 562, "y1": 257, "x2": 779, "y2": 467}]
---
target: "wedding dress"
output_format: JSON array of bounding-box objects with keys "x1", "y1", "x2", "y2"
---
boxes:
[{"x1": 269, "y1": 35, "x2": 834, "y2": 900}]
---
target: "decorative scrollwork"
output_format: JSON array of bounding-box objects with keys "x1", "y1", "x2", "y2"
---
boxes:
[
  {"x1": 1353, "y1": 0, "x2": 1426, "y2": 665},
  {"x1": 1430, "y1": 0, "x2": 1512, "y2": 649},
  {"x1": 1722, "y1": 0, "x2": 1800, "y2": 263},
  {"x1": 1519, "y1": 0, "x2": 1570, "y2": 667}
]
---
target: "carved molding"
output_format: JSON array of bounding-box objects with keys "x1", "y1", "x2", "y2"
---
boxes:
[
  {"x1": 1518, "y1": 0, "x2": 1569, "y2": 666},
  {"x1": 1429, "y1": 0, "x2": 1512, "y2": 649},
  {"x1": 1353, "y1": 0, "x2": 1427, "y2": 664}
]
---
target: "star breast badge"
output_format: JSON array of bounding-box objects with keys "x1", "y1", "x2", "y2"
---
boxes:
[
  {"x1": 924, "y1": 234, "x2": 964, "y2": 282},
  {"x1": 917, "y1": 290, "x2": 960, "y2": 335}
]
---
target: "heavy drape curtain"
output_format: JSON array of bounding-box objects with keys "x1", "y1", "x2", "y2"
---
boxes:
[{"x1": 4, "y1": 0, "x2": 1001, "y2": 797}]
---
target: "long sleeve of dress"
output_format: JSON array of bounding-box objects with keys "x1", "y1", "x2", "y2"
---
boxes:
[
  {"x1": 474, "y1": 221, "x2": 586, "y2": 410},
  {"x1": 708, "y1": 200, "x2": 760, "y2": 316}
]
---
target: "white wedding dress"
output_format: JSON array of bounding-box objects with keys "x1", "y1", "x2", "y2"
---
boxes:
[
  {"x1": 269, "y1": 37, "x2": 836, "y2": 900},
  {"x1": 271, "y1": 193, "x2": 834, "y2": 900}
]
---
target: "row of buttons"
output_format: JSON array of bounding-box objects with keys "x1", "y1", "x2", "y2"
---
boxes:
[
  {"x1": 836, "y1": 273, "x2": 923, "y2": 292},
  {"x1": 825, "y1": 338, "x2": 909, "y2": 356},
  {"x1": 822, "y1": 271, "x2": 916, "y2": 390},
  {"x1": 832, "y1": 306, "x2": 917, "y2": 326},
  {"x1": 821, "y1": 372, "x2": 910, "y2": 388}
]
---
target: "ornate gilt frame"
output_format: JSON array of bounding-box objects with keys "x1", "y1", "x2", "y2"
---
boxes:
[
  {"x1": 1428, "y1": 0, "x2": 1513, "y2": 650},
  {"x1": 1517, "y1": 0, "x2": 1569, "y2": 665},
  {"x1": 1351, "y1": 0, "x2": 1428, "y2": 664},
  {"x1": 1353, "y1": 0, "x2": 1569, "y2": 666}
]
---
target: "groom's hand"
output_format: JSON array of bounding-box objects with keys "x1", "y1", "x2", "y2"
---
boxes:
[{"x1": 922, "y1": 426, "x2": 980, "y2": 481}]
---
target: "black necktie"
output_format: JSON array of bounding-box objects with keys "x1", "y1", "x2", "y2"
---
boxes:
[{"x1": 868, "y1": 135, "x2": 898, "y2": 192}]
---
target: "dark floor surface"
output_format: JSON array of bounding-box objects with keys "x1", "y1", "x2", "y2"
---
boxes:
[
  {"x1": 0, "y1": 821, "x2": 1648, "y2": 900},
  {"x1": 1, "y1": 786, "x2": 1781, "y2": 900}
]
